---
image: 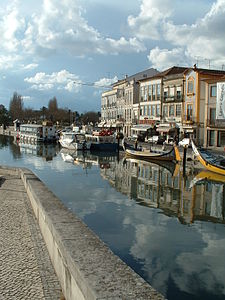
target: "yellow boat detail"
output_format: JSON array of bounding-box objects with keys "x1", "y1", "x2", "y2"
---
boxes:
[{"x1": 191, "y1": 140, "x2": 225, "y2": 176}]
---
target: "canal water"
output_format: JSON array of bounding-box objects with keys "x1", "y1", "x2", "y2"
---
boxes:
[{"x1": 1, "y1": 135, "x2": 225, "y2": 300}]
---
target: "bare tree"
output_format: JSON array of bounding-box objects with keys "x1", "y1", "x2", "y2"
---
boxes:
[
  {"x1": 9, "y1": 92, "x2": 24, "y2": 121},
  {"x1": 48, "y1": 97, "x2": 58, "y2": 122},
  {"x1": 80, "y1": 111, "x2": 100, "y2": 125}
]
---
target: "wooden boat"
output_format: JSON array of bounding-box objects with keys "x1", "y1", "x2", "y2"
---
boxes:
[
  {"x1": 190, "y1": 170, "x2": 225, "y2": 188},
  {"x1": 191, "y1": 140, "x2": 225, "y2": 176},
  {"x1": 122, "y1": 139, "x2": 181, "y2": 162},
  {"x1": 124, "y1": 157, "x2": 180, "y2": 176}
]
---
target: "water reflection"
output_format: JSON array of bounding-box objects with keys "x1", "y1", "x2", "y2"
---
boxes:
[
  {"x1": 18, "y1": 138, "x2": 60, "y2": 161},
  {"x1": 1, "y1": 136, "x2": 225, "y2": 300},
  {"x1": 96, "y1": 155, "x2": 225, "y2": 225},
  {"x1": 58, "y1": 151, "x2": 225, "y2": 299}
]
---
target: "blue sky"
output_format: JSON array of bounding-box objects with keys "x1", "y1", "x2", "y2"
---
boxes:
[{"x1": 0, "y1": 0, "x2": 224, "y2": 112}]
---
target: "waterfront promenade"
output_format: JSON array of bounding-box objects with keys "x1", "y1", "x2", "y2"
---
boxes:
[
  {"x1": 0, "y1": 166, "x2": 165, "y2": 300},
  {"x1": 0, "y1": 167, "x2": 62, "y2": 299}
]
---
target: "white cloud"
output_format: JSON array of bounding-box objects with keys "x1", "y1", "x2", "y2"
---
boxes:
[
  {"x1": 0, "y1": 54, "x2": 22, "y2": 70},
  {"x1": 148, "y1": 47, "x2": 190, "y2": 70},
  {"x1": 23, "y1": 63, "x2": 39, "y2": 70},
  {"x1": 94, "y1": 76, "x2": 118, "y2": 87},
  {"x1": 24, "y1": 69, "x2": 81, "y2": 92},
  {"x1": 22, "y1": 95, "x2": 31, "y2": 100},
  {"x1": 20, "y1": 0, "x2": 145, "y2": 57},
  {"x1": 164, "y1": 0, "x2": 225, "y2": 62},
  {"x1": 128, "y1": 0, "x2": 172, "y2": 40},
  {"x1": 0, "y1": 1, "x2": 25, "y2": 52},
  {"x1": 129, "y1": 0, "x2": 225, "y2": 69}
]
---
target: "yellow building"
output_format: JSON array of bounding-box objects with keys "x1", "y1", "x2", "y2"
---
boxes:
[{"x1": 184, "y1": 66, "x2": 225, "y2": 146}]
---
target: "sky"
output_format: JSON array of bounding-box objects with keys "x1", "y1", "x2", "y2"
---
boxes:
[{"x1": 0, "y1": 0, "x2": 225, "y2": 113}]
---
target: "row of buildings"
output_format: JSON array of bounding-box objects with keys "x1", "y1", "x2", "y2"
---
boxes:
[{"x1": 101, "y1": 65, "x2": 225, "y2": 148}]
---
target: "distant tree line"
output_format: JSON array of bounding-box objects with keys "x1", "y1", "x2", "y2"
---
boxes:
[{"x1": 0, "y1": 92, "x2": 100, "y2": 126}]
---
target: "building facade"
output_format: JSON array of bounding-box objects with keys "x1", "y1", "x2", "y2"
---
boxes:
[
  {"x1": 101, "y1": 68, "x2": 158, "y2": 136},
  {"x1": 101, "y1": 65, "x2": 225, "y2": 148},
  {"x1": 184, "y1": 67, "x2": 225, "y2": 146}
]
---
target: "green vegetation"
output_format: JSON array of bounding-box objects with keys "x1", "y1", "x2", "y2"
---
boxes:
[{"x1": 1, "y1": 92, "x2": 100, "y2": 126}]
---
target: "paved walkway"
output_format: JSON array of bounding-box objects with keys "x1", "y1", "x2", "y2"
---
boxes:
[{"x1": 0, "y1": 169, "x2": 62, "y2": 300}]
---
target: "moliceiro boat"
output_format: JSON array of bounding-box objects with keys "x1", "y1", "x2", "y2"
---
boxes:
[
  {"x1": 191, "y1": 140, "x2": 225, "y2": 176},
  {"x1": 189, "y1": 170, "x2": 225, "y2": 189},
  {"x1": 122, "y1": 139, "x2": 181, "y2": 162}
]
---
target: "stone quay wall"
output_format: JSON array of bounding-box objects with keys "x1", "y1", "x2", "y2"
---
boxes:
[{"x1": 18, "y1": 167, "x2": 164, "y2": 300}]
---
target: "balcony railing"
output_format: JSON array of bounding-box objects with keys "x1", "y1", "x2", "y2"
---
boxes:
[
  {"x1": 207, "y1": 120, "x2": 225, "y2": 128},
  {"x1": 163, "y1": 95, "x2": 183, "y2": 102},
  {"x1": 183, "y1": 115, "x2": 196, "y2": 124}
]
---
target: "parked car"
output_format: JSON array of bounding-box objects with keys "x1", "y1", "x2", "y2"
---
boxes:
[
  {"x1": 178, "y1": 138, "x2": 191, "y2": 147},
  {"x1": 147, "y1": 135, "x2": 159, "y2": 144}
]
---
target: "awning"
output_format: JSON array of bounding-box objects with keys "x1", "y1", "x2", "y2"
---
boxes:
[
  {"x1": 98, "y1": 121, "x2": 106, "y2": 127},
  {"x1": 156, "y1": 126, "x2": 175, "y2": 133},
  {"x1": 131, "y1": 124, "x2": 152, "y2": 132},
  {"x1": 157, "y1": 127, "x2": 171, "y2": 133}
]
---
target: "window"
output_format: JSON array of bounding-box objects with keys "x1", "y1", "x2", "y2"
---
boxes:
[
  {"x1": 187, "y1": 77, "x2": 194, "y2": 94},
  {"x1": 163, "y1": 105, "x2": 168, "y2": 117},
  {"x1": 169, "y1": 105, "x2": 174, "y2": 116},
  {"x1": 210, "y1": 85, "x2": 217, "y2": 97},
  {"x1": 144, "y1": 86, "x2": 148, "y2": 101},
  {"x1": 152, "y1": 85, "x2": 155, "y2": 100},
  {"x1": 187, "y1": 104, "x2": 193, "y2": 120},
  {"x1": 156, "y1": 105, "x2": 160, "y2": 117},
  {"x1": 164, "y1": 87, "x2": 168, "y2": 101},
  {"x1": 209, "y1": 130, "x2": 215, "y2": 146},
  {"x1": 157, "y1": 84, "x2": 161, "y2": 100},
  {"x1": 218, "y1": 131, "x2": 225, "y2": 147},
  {"x1": 177, "y1": 90, "x2": 181, "y2": 99},
  {"x1": 152, "y1": 105, "x2": 155, "y2": 116},
  {"x1": 169, "y1": 87, "x2": 175, "y2": 97},
  {"x1": 209, "y1": 108, "x2": 216, "y2": 125},
  {"x1": 176, "y1": 104, "x2": 181, "y2": 116},
  {"x1": 148, "y1": 84, "x2": 152, "y2": 101},
  {"x1": 176, "y1": 86, "x2": 182, "y2": 100},
  {"x1": 140, "y1": 86, "x2": 144, "y2": 101}
]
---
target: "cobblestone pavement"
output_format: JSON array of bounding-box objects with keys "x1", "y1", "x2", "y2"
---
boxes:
[{"x1": 0, "y1": 171, "x2": 62, "y2": 300}]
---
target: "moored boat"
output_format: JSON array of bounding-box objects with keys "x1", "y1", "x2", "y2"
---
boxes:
[
  {"x1": 191, "y1": 140, "x2": 225, "y2": 176},
  {"x1": 59, "y1": 132, "x2": 91, "y2": 150},
  {"x1": 122, "y1": 139, "x2": 181, "y2": 162},
  {"x1": 124, "y1": 157, "x2": 180, "y2": 176},
  {"x1": 85, "y1": 130, "x2": 117, "y2": 151},
  {"x1": 189, "y1": 170, "x2": 225, "y2": 188}
]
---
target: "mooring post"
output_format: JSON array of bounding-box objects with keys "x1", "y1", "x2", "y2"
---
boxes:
[{"x1": 183, "y1": 146, "x2": 187, "y2": 176}]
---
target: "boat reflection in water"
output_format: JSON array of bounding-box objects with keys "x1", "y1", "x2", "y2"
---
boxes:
[
  {"x1": 60, "y1": 148, "x2": 119, "y2": 170},
  {"x1": 99, "y1": 156, "x2": 225, "y2": 225},
  {"x1": 1, "y1": 135, "x2": 225, "y2": 300},
  {"x1": 60, "y1": 149, "x2": 225, "y2": 226},
  {"x1": 19, "y1": 140, "x2": 60, "y2": 161},
  {"x1": 190, "y1": 170, "x2": 225, "y2": 223}
]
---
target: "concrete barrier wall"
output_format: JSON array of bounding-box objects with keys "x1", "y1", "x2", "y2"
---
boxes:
[{"x1": 20, "y1": 168, "x2": 164, "y2": 300}]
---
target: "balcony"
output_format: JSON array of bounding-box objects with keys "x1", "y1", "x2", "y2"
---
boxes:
[
  {"x1": 163, "y1": 95, "x2": 183, "y2": 103},
  {"x1": 183, "y1": 115, "x2": 196, "y2": 125},
  {"x1": 207, "y1": 120, "x2": 225, "y2": 128}
]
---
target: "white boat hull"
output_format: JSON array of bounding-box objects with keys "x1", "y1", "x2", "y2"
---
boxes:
[{"x1": 59, "y1": 139, "x2": 91, "y2": 150}]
